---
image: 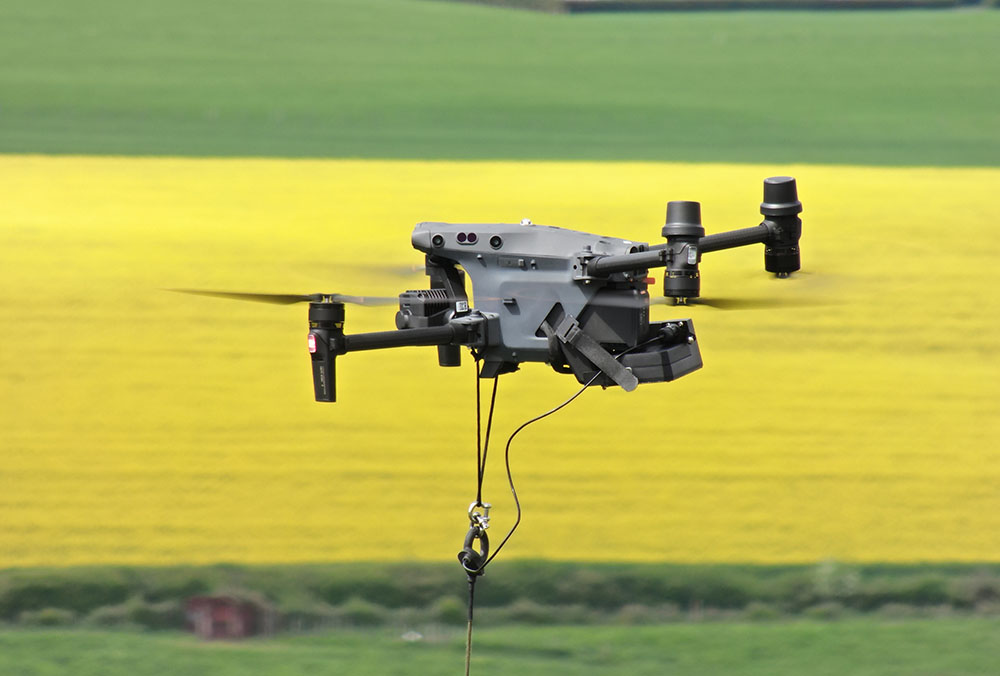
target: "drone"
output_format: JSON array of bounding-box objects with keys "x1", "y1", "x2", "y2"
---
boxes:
[{"x1": 178, "y1": 176, "x2": 802, "y2": 401}]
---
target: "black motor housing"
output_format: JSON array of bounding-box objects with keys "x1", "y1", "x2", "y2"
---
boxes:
[
  {"x1": 760, "y1": 176, "x2": 803, "y2": 275},
  {"x1": 661, "y1": 201, "x2": 705, "y2": 301},
  {"x1": 308, "y1": 302, "x2": 344, "y2": 402}
]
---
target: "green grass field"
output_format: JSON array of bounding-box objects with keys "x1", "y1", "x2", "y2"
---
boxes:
[
  {"x1": 2, "y1": 619, "x2": 999, "y2": 675},
  {"x1": 1, "y1": 0, "x2": 997, "y2": 165}
]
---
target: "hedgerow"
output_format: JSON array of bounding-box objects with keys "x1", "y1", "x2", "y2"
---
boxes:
[{"x1": 1, "y1": 562, "x2": 997, "y2": 631}]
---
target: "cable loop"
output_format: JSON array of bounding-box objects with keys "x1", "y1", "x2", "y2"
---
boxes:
[{"x1": 458, "y1": 525, "x2": 489, "y2": 576}]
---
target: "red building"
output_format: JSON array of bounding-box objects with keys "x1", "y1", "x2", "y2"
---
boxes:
[{"x1": 186, "y1": 596, "x2": 270, "y2": 639}]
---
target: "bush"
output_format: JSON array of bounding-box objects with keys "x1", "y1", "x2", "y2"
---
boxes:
[
  {"x1": 314, "y1": 564, "x2": 459, "y2": 609},
  {"x1": 4, "y1": 561, "x2": 1000, "y2": 632},
  {"x1": 805, "y1": 601, "x2": 845, "y2": 621},
  {"x1": 615, "y1": 602, "x2": 683, "y2": 624},
  {"x1": 0, "y1": 572, "x2": 130, "y2": 619},
  {"x1": 556, "y1": 567, "x2": 621, "y2": 609},
  {"x1": 854, "y1": 575, "x2": 950, "y2": 610},
  {"x1": 877, "y1": 603, "x2": 920, "y2": 620},
  {"x1": 900, "y1": 577, "x2": 950, "y2": 606},
  {"x1": 83, "y1": 597, "x2": 184, "y2": 630},
  {"x1": 950, "y1": 571, "x2": 1000, "y2": 608},
  {"x1": 139, "y1": 574, "x2": 209, "y2": 604},
  {"x1": 680, "y1": 571, "x2": 756, "y2": 610},
  {"x1": 429, "y1": 596, "x2": 467, "y2": 626},
  {"x1": 130, "y1": 599, "x2": 184, "y2": 630},
  {"x1": 813, "y1": 560, "x2": 861, "y2": 602},
  {"x1": 333, "y1": 597, "x2": 389, "y2": 627},
  {"x1": 768, "y1": 571, "x2": 820, "y2": 611},
  {"x1": 494, "y1": 599, "x2": 558, "y2": 625},
  {"x1": 279, "y1": 600, "x2": 340, "y2": 632},
  {"x1": 19, "y1": 607, "x2": 76, "y2": 626},
  {"x1": 85, "y1": 602, "x2": 135, "y2": 628},
  {"x1": 742, "y1": 601, "x2": 782, "y2": 622}
]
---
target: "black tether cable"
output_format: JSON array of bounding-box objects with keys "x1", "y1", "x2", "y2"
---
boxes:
[
  {"x1": 477, "y1": 371, "x2": 599, "y2": 570},
  {"x1": 474, "y1": 360, "x2": 500, "y2": 507},
  {"x1": 464, "y1": 356, "x2": 499, "y2": 676},
  {"x1": 463, "y1": 334, "x2": 664, "y2": 673},
  {"x1": 476, "y1": 334, "x2": 663, "y2": 572},
  {"x1": 464, "y1": 573, "x2": 476, "y2": 676},
  {"x1": 474, "y1": 360, "x2": 483, "y2": 500}
]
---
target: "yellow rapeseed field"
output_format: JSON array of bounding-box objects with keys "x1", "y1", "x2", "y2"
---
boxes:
[{"x1": 1, "y1": 155, "x2": 998, "y2": 566}]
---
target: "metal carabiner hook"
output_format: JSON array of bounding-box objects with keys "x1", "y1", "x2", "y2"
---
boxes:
[
  {"x1": 457, "y1": 525, "x2": 490, "y2": 576},
  {"x1": 468, "y1": 501, "x2": 491, "y2": 530}
]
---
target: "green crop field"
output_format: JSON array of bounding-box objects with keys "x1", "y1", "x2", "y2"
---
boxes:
[
  {"x1": 0, "y1": 0, "x2": 997, "y2": 165},
  {"x1": 2, "y1": 619, "x2": 1000, "y2": 675}
]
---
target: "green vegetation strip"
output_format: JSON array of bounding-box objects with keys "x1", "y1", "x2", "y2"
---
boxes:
[
  {"x1": 3, "y1": 562, "x2": 998, "y2": 631},
  {"x1": 1, "y1": 620, "x2": 999, "y2": 675},
  {"x1": 444, "y1": 0, "x2": 974, "y2": 12},
  {"x1": 0, "y1": 0, "x2": 998, "y2": 165},
  {"x1": 562, "y1": 0, "x2": 968, "y2": 10}
]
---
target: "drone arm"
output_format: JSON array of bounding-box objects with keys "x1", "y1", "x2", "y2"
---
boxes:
[
  {"x1": 337, "y1": 313, "x2": 490, "y2": 355},
  {"x1": 340, "y1": 324, "x2": 463, "y2": 353},
  {"x1": 697, "y1": 223, "x2": 770, "y2": 254},
  {"x1": 586, "y1": 222, "x2": 781, "y2": 276},
  {"x1": 311, "y1": 303, "x2": 491, "y2": 403},
  {"x1": 697, "y1": 176, "x2": 802, "y2": 275},
  {"x1": 587, "y1": 177, "x2": 802, "y2": 300},
  {"x1": 586, "y1": 249, "x2": 666, "y2": 276},
  {"x1": 590, "y1": 222, "x2": 775, "y2": 274}
]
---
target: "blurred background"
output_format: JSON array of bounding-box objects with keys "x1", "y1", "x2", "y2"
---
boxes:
[{"x1": 1, "y1": 1, "x2": 998, "y2": 673}]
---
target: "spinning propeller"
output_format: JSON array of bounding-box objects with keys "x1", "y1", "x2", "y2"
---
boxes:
[{"x1": 170, "y1": 289, "x2": 397, "y2": 306}]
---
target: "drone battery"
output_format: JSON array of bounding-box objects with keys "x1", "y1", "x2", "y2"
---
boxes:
[{"x1": 308, "y1": 302, "x2": 344, "y2": 403}]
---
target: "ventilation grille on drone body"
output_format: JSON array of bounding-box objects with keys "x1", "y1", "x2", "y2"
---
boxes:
[{"x1": 406, "y1": 288, "x2": 453, "y2": 314}]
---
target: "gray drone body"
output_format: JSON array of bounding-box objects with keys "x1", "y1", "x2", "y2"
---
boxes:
[
  {"x1": 177, "y1": 176, "x2": 802, "y2": 402},
  {"x1": 299, "y1": 176, "x2": 801, "y2": 400},
  {"x1": 406, "y1": 220, "x2": 698, "y2": 387}
]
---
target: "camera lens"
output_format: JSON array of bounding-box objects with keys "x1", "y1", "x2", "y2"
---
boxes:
[
  {"x1": 431, "y1": 234, "x2": 445, "y2": 247},
  {"x1": 489, "y1": 235, "x2": 503, "y2": 249}
]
